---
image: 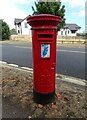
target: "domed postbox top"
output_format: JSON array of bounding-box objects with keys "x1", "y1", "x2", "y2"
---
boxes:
[{"x1": 27, "y1": 14, "x2": 61, "y2": 29}]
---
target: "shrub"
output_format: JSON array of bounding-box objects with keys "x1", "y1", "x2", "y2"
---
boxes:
[
  {"x1": 0, "y1": 20, "x2": 10, "y2": 40},
  {"x1": 10, "y1": 28, "x2": 17, "y2": 35},
  {"x1": 85, "y1": 33, "x2": 87, "y2": 39}
]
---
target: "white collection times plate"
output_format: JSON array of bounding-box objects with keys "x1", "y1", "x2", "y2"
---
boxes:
[{"x1": 41, "y1": 44, "x2": 50, "y2": 58}]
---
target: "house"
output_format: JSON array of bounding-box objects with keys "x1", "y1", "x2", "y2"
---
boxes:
[
  {"x1": 58, "y1": 24, "x2": 81, "y2": 37},
  {"x1": 14, "y1": 17, "x2": 31, "y2": 35},
  {"x1": 14, "y1": 17, "x2": 81, "y2": 37}
]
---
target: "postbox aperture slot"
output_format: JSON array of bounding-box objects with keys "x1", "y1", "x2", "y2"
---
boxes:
[
  {"x1": 38, "y1": 34, "x2": 53, "y2": 38},
  {"x1": 38, "y1": 34, "x2": 53, "y2": 41},
  {"x1": 41, "y1": 44, "x2": 50, "y2": 59}
]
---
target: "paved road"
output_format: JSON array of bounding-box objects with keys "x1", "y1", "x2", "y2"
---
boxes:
[{"x1": 1, "y1": 43, "x2": 86, "y2": 79}]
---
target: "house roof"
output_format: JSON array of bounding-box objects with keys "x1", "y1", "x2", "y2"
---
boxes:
[
  {"x1": 14, "y1": 18, "x2": 23, "y2": 25},
  {"x1": 14, "y1": 17, "x2": 81, "y2": 31},
  {"x1": 14, "y1": 16, "x2": 30, "y2": 25},
  {"x1": 64, "y1": 24, "x2": 81, "y2": 31}
]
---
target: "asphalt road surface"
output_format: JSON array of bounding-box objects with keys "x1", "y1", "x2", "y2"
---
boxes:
[{"x1": 1, "y1": 43, "x2": 86, "y2": 80}]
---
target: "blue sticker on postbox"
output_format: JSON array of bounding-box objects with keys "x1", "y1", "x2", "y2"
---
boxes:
[{"x1": 41, "y1": 44, "x2": 50, "y2": 58}]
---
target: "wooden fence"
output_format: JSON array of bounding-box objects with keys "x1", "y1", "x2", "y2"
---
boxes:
[
  {"x1": 57, "y1": 38, "x2": 86, "y2": 44},
  {"x1": 11, "y1": 35, "x2": 86, "y2": 44}
]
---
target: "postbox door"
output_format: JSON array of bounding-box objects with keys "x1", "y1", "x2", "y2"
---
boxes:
[{"x1": 33, "y1": 30, "x2": 57, "y2": 94}]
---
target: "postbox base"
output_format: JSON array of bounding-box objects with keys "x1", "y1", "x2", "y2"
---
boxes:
[{"x1": 33, "y1": 89, "x2": 55, "y2": 105}]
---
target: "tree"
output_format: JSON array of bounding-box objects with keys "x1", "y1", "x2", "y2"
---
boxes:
[
  {"x1": 1, "y1": 20, "x2": 10, "y2": 40},
  {"x1": 85, "y1": 33, "x2": 87, "y2": 38},
  {"x1": 32, "y1": 1, "x2": 66, "y2": 31},
  {"x1": 0, "y1": 20, "x2": 2, "y2": 40},
  {"x1": 10, "y1": 28, "x2": 17, "y2": 35}
]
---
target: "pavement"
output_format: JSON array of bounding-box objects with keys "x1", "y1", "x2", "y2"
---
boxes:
[
  {"x1": 0, "y1": 60, "x2": 86, "y2": 87},
  {"x1": 0, "y1": 61, "x2": 86, "y2": 119}
]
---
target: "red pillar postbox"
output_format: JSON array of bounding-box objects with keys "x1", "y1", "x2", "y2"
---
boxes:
[{"x1": 27, "y1": 14, "x2": 61, "y2": 104}]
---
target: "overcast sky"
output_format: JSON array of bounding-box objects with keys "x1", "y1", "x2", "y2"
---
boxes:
[{"x1": 0, "y1": 0, "x2": 86, "y2": 32}]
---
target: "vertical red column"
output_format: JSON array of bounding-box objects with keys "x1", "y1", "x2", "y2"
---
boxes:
[{"x1": 27, "y1": 14, "x2": 61, "y2": 104}]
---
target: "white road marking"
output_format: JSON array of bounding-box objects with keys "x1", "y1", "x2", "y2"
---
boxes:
[
  {"x1": 0, "y1": 61, "x2": 7, "y2": 64},
  {"x1": 14, "y1": 46, "x2": 85, "y2": 54},
  {"x1": 8, "y1": 64, "x2": 19, "y2": 67},
  {"x1": 57, "y1": 49, "x2": 86, "y2": 54},
  {"x1": 21, "y1": 67, "x2": 33, "y2": 71},
  {"x1": 62, "y1": 78, "x2": 86, "y2": 86},
  {"x1": 14, "y1": 46, "x2": 31, "y2": 49}
]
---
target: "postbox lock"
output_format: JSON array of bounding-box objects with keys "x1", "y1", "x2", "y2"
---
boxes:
[{"x1": 41, "y1": 44, "x2": 50, "y2": 58}]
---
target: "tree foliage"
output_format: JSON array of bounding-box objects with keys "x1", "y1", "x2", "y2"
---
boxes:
[
  {"x1": 10, "y1": 28, "x2": 17, "y2": 35},
  {"x1": 0, "y1": 20, "x2": 2, "y2": 40},
  {"x1": 32, "y1": 1, "x2": 66, "y2": 31},
  {"x1": 0, "y1": 20, "x2": 10, "y2": 40},
  {"x1": 83, "y1": 33, "x2": 87, "y2": 39},
  {"x1": 85, "y1": 33, "x2": 87, "y2": 39}
]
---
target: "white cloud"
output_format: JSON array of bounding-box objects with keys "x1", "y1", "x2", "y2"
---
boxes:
[
  {"x1": 78, "y1": 10, "x2": 85, "y2": 17},
  {"x1": 0, "y1": 0, "x2": 87, "y2": 29},
  {"x1": 0, "y1": 0, "x2": 32, "y2": 29},
  {"x1": 1, "y1": 0, "x2": 31, "y2": 6},
  {"x1": 71, "y1": 9, "x2": 85, "y2": 17},
  {"x1": 61, "y1": 0, "x2": 86, "y2": 18},
  {"x1": 61, "y1": 0, "x2": 86, "y2": 7},
  {"x1": 85, "y1": 1, "x2": 87, "y2": 16}
]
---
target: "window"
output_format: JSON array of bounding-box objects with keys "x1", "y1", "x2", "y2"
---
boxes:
[
  {"x1": 68, "y1": 30, "x2": 69, "y2": 34},
  {"x1": 18, "y1": 24, "x2": 20, "y2": 27},
  {"x1": 18, "y1": 30, "x2": 20, "y2": 34},
  {"x1": 71, "y1": 30, "x2": 76, "y2": 33},
  {"x1": 65, "y1": 31, "x2": 67, "y2": 35},
  {"x1": 25, "y1": 22, "x2": 28, "y2": 28},
  {"x1": 61, "y1": 31, "x2": 63, "y2": 35}
]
